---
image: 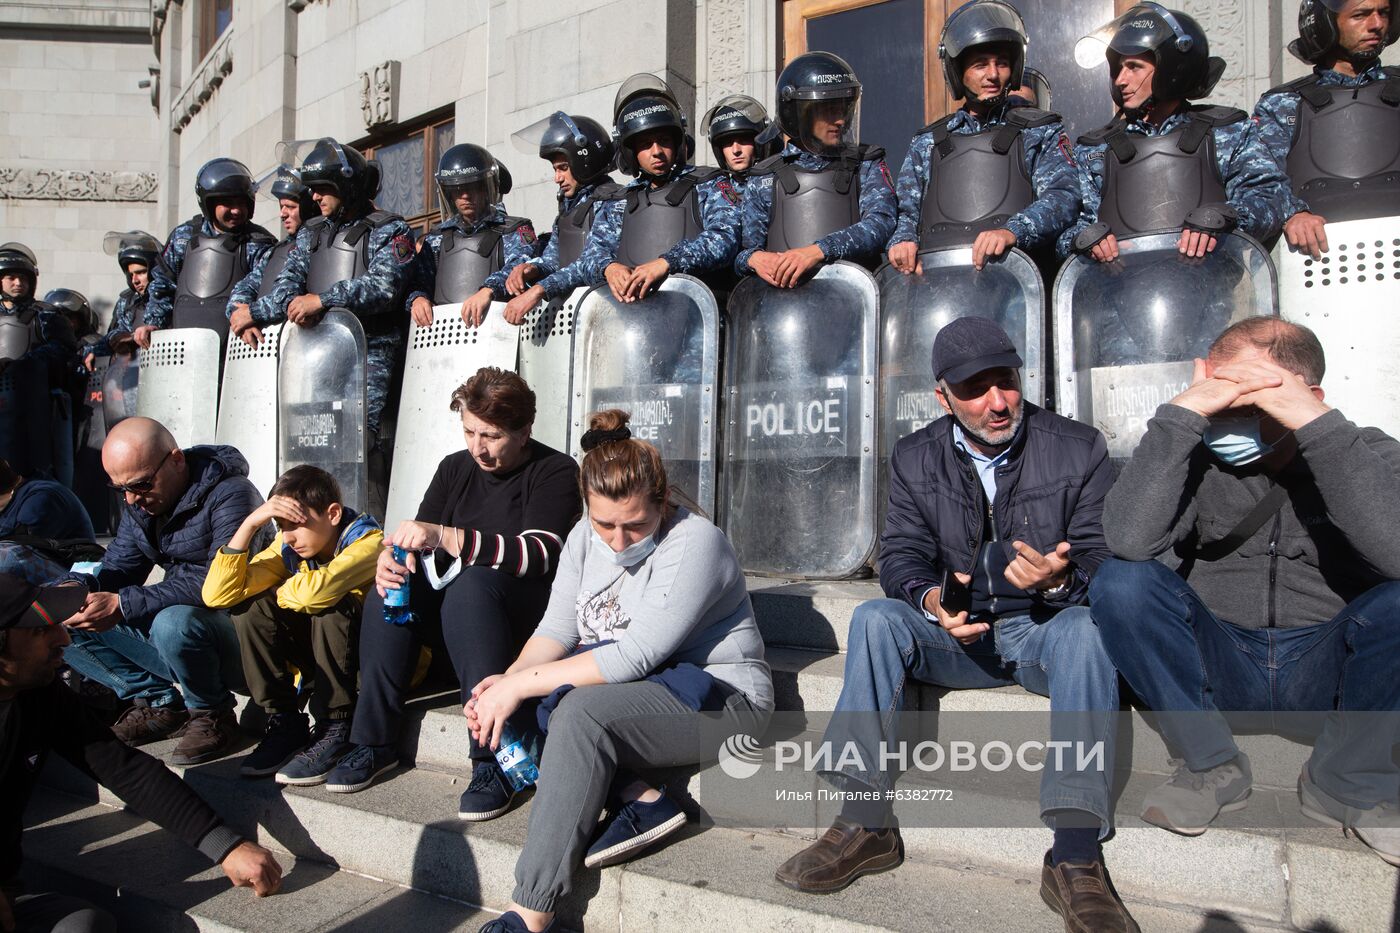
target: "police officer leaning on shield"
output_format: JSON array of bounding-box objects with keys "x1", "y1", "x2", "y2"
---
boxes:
[
  {"x1": 1254, "y1": 0, "x2": 1400, "y2": 259},
  {"x1": 407, "y1": 144, "x2": 540, "y2": 329},
  {"x1": 137, "y1": 158, "x2": 277, "y2": 349},
  {"x1": 504, "y1": 74, "x2": 742, "y2": 316},
  {"x1": 226, "y1": 168, "x2": 318, "y2": 347},
  {"x1": 503, "y1": 114, "x2": 619, "y2": 321},
  {"x1": 86, "y1": 232, "x2": 161, "y2": 370},
  {"x1": 888, "y1": 0, "x2": 1081, "y2": 273},
  {"x1": 1059, "y1": 3, "x2": 1292, "y2": 263},
  {"x1": 736, "y1": 52, "x2": 898, "y2": 288}
]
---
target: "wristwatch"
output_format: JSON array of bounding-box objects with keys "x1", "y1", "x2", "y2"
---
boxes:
[{"x1": 1041, "y1": 569, "x2": 1074, "y2": 599}]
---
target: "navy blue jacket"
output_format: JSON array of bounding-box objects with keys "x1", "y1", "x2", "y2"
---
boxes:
[
  {"x1": 879, "y1": 404, "x2": 1113, "y2": 616},
  {"x1": 64, "y1": 445, "x2": 262, "y2": 625},
  {"x1": 0, "y1": 479, "x2": 95, "y2": 541}
]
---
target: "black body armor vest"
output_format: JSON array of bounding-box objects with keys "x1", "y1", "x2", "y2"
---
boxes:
[
  {"x1": 304, "y1": 211, "x2": 400, "y2": 295},
  {"x1": 433, "y1": 216, "x2": 530, "y2": 304},
  {"x1": 553, "y1": 182, "x2": 619, "y2": 269},
  {"x1": 752, "y1": 145, "x2": 883, "y2": 251},
  {"x1": 917, "y1": 109, "x2": 1058, "y2": 249},
  {"x1": 613, "y1": 170, "x2": 716, "y2": 268},
  {"x1": 0, "y1": 306, "x2": 39, "y2": 361},
  {"x1": 1278, "y1": 69, "x2": 1400, "y2": 222},
  {"x1": 172, "y1": 219, "x2": 270, "y2": 340},
  {"x1": 255, "y1": 238, "x2": 296, "y2": 300}
]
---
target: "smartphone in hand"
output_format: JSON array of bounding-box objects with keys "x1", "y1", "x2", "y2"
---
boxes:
[{"x1": 939, "y1": 567, "x2": 972, "y2": 615}]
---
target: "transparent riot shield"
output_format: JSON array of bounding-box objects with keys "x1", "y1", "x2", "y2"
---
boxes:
[
  {"x1": 73, "y1": 358, "x2": 112, "y2": 533},
  {"x1": 1054, "y1": 232, "x2": 1277, "y2": 460},
  {"x1": 517, "y1": 288, "x2": 583, "y2": 452},
  {"x1": 0, "y1": 358, "x2": 54, "y2": 479},
  {"x1": 876, "y1": 246, "x2": 1044, "y2": 529},
  {"x1": 384, "y1": 303, "x2": 520, "y2": 529},
  {"x1": 136, "y1": 329, "x2": 220, "y2": 447},
  {"x1": 1279, "y1": 216, "x2": 1400, "y2": 437},
  {"x1": 101, "y1": 351, "x2": 140, "y2": 429},
  {"x1": 569, "y1": 276, "x2": 720, "y2": 517},
  {"x1": 217, "y1": 324, "x2": 283, "y2": 499},
  {"x1": 721, "y1": 262, "x2": 879, "y2": 579}
]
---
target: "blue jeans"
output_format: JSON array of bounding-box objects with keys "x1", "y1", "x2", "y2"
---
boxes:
[
  {"x1": 1091, "y1": 558, "x2": 1400, "y2": 808},
  {"x1": 823, "y1": 598, "x2": 1119, "y2": 833},
  {"x1": 64, "y1": 604, "x2": 245, "y2": 711}
]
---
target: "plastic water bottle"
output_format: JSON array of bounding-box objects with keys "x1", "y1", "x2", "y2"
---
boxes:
[
  {"x1": 383, "y1": 546, "x2": 414, "y2": 625},
  {"x1": 495, "y1": 722, "x2": 540, "y2": 791}
]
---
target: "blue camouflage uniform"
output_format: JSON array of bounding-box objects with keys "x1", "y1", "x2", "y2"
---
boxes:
[
  {"x1": 90, "y1": 288, "x2": 148, "y2": 358},
  {"x1": 0, "y1": 298, "x2": 76, "y2": 371},
  {"x1": 526, "y1": 184, "x2": 605, "y2": 278},
  {"x1": 226, "y1": 240, "x2": 287, "y2": 311},
  {"x1": 247, "y1": 213, "x2": 416, "y2": 436},
  {"x1": 406, "y1": 205, "x2": 539, "y2": 306},
  {"x1": 144, "y1": 217, "x2": 275, "y2": 327},
  {"x1": 1252, "y1": 63, "x2": 1390, "y2": 219},
  {"x1": 889, "y1": 108, "x2": 1080, "y2": 252},
  {"x1": 735, "y1": 142, "x2": 897, "y2": 274},
  {"x1": 1058, "y1": 110, "x2": 1291, "y2": 257},
  {"x1": 536, "y1": 166, "x2": 742, "y2": 300}
]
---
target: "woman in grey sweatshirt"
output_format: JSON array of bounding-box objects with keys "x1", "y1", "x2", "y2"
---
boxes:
[{"x1": 466, "y1": 410, "x2": 773, "y2": 933}]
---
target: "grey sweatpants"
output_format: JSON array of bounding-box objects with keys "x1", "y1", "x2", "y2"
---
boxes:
[{"x1": 511, "y1": 680, "x2": 768, "y2": 913}]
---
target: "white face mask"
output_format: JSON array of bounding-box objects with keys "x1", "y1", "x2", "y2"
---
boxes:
[
  {"x1": 1203, "y1": 414, "x2": 1276, "y2": 466},
  {"x1": 590, "y1": 527, "x2": 658, "y2": 568}
]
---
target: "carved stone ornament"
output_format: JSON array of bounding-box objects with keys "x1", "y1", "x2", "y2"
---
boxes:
[
  {"x1": 359, "y1": 61, "x2": 400, "y2": 130},
  {"x1": 172, "y1": 30, "x2": 234, "y2": 134},
  {"x1": 0, "y1": 168, "x2": 159, "y2": 203}
]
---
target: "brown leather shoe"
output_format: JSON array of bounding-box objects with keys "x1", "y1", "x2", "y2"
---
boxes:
[
  {"x1": 111, "y1": 701, "x2": 188, "y2": 746},
  {"x1": 171, "y1": 707, "x2": 240, "y2": 765},
  {"x1": 774, "y1": 816, "x2": 903, "y2": 894},
  {"x1": 1039, "y1": 850, "x2": 1141, "y2": 933}
]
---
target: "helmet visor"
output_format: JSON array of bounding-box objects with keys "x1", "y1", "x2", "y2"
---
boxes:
[
  {"x1": 795, "y1": 95, "x2": 860, "y2": 155},
  {"x1": 1013, "y1": 67, "x2": 1053, "y2": 110},
  {"x1": 277, "y1": 138, "x2": 355, "y2": 190},
  {"x1": 438, "y1": 177, "x2": 500, "y2": 226},
  {"x1": 614, "y1": 73, "x2": 679, "y2": 120},
  {"x1": 701, "y1": 95, "x2": 768, "y2": 137},
  {"x1": 254, "y1": 164, "x2": 306, "y2": 203},
  {"x1": 102, "y1": 231, "x2": 161, "y2": 258},
  {"x1": 942, "y1": 1, "x2": 1028, "y2": 60},
  {"x1": 1076, "y1": 4, "x2": 1177, "y2": 68},
  {"x1": 511, "y1": 111, "x2": 588, "y2": 155}
]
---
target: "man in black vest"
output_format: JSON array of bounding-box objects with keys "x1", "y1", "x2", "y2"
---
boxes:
[
  {"x1": 888, "y1": 0, "x2": 1079, "y2": 272},
  {"x1": 226, "y1": 168, "x2": 318, "y2": 348},
  {"x1": 1059, "y1": 4, "x2": 1291, "y2": 263},
  {"x1": 1255, "y1": 0, "x2": 1398, "y2": 258},
  {"x1": 138, "y1": 158, "x2": 275, "y2": 347}
]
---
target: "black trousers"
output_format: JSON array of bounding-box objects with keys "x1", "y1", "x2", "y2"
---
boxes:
[{"x1": 352, "y1": 565, "x2": 550, "y2": 761}]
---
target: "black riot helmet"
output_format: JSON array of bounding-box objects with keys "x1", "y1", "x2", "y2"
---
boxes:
[
  {"x1": 614, "y1": 76, "x2": 690, "y2": 178},
  {"x1": 0, "y1": 243, "x2": 38, "y2": 292},
  {"x1": 768, "y1": 51, "x2": 862, "y2": 155},
  {"x1": 701, "y1": 95, "x2": 779, "y2": 168},
  {"x1": 1013, "y1": 66, "x2": 1053, "y2": 110},
  {"x1": 279, "y1": 138, "x2": 381, "y2": 220},
  {"x1": 513, "y1": 112, "x2": 616, "y2": 186},
  {"x1": 939, "y1": 0, "x2": 1028, "y2": 101},
  {"x1": 102, "y1": 231, "x2": 162, "y2": 287},
  {"x1": 434, "y1": 143, "x2": 513, "y2": 223},
  {"x1": 1077, "y1": 4, "x2": 1224, "y2": 105},
  {"x1": 1290, "y1": 0, "x2": 1400, "y2": 64},
  {"x1": 260, "y1": 166, "x2": 319, "y2": 225},
  {"x1": 44, "y1": 288, "x2": 95, "y2": 337},
  {"x1": 193, "y1": 157, "x2": 257, "y2": 226}
]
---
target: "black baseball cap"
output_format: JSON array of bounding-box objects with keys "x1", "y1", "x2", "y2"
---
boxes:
[
  {"x1": 932, "y1": 317, "x2": 1023, "y2": 384},
  {"x1": 0, "y1": 574, "x2": 87, "y2": 632}
]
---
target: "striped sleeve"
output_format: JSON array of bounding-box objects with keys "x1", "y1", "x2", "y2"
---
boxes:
[{"x1": 458, "y1": 528, "x2": 564, "y2": 578}]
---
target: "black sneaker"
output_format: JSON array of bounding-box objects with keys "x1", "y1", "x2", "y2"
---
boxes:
[
  {"x1": 276, "y1": 720, "x2": 352, "y2": 786},
  {"x1": 457, "y1": 760, "x2": 517, "y2": 821},
  {"x1": 584, "y1": 788, "x2": 686, "y2": 868},
  {"x1": 324, "y1": 743, "x2": 399, "y2": 794},
  {"x1": 240, "y1": 712, "x2": 310, "y2": 778}
]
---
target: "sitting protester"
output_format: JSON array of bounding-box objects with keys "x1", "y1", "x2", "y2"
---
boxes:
[
  {"x1": 60, "y1": 417, "x2": 261, "y2": 766},
  {"x1": 202, "y1": 465, "x2": 382, "y2": 784},
  {"x1": 325, "y1": 368, "x2": 580, "y2": 804},
  {"x1": 470, "y1": 409, "x2": 773, "y2": 933},
  {"x1": 0, "y1": 458, "x2": 95, "y2": 543},
  {"x1": 1, "y1": 574, "x2": 282, "y2": 933}
]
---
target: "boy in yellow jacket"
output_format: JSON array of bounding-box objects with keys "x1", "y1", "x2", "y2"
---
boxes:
[{"x1": 203, "y1": 465, "x2": 381, "y2": 784}]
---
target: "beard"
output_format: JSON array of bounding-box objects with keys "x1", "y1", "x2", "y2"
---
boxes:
[{"x1": 951, "y1": 402, "x2": 1023, "y2": 450}]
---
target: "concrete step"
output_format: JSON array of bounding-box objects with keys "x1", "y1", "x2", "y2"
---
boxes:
[{"x1": 747, "y1": 576, "x2": 879, "y2": 654}]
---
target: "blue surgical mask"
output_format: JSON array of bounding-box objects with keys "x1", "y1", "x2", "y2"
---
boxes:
[
  {"x1": 1203, "y1": 414, "x2": 1275, "y2": 466},
  {"x1": 591, "y1": 527, "x2": 658, "y2": 568}
]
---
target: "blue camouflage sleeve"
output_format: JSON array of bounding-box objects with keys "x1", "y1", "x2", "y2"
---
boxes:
[
  {"x1": 320, "y1": 221, "x2": 416, "y2": 317},
  {"x1": 92, "y1": 293, "x2": 130, "y2": 356},
  {"x1": 532, "y1": 216, "x2": 563, "y2": 277},
  {"x1": 406, "y1": 231, "x2": 441, "y2": 310},
  {"x1": 1214, "y1": 120, "x2": 1291, "y2": 243},
  {"x1": 483, "y1": 220, "x2": 541, "y2": 300},
  {"x1": 143, "y1": 222, "x2": 193, "y2": 328},
  {"x1": 1007, "y1": 123, "x2": 1081, "y2": 251},
  {"x1": 890, "y1": 133, "x2": 933, "y2": 248},
  {"x1": 248, "y1": 226, "x2": 312, "y2": 325},
  {"x1": 1057, "y1": 143, "x2": 1107, "y2": 258},
  {"x1": 540, "y1": 199, "x2": 621, "y2": 299},
  {"x1": 661, "y1": 175, "x2": 741, "y2": 276},
  {"x1": 815, "y1": 158, "x2": 897, "y2": 264},
  {"x1": 1252, "y1": 91, "x2": 1309, "y2": 218},
  {"x1": 734, "y1": 173, "x2": 775, "y2": 274},
  {"x1": 228, "y1": 248, "x2": 270, "y2": 312}
]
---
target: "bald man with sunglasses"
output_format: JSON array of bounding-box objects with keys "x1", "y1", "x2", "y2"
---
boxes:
[{"x1": 61, "y1": 417, "x2": 263, "y2": 766}]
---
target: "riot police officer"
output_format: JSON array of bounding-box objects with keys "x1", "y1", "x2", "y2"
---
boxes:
[
  {"x1": 504, "y1": 112, "x2": 619, "y2": 320},
  {"x1": 227, "y1": 168, "x2": 318, "y2": 346},
  {"x1": 1060, "y1": 4, "x2": 1291, "y2": 262},
  {"x1": 503, "y1": 73, "x2": 742, "y2": 317},
  {"x1": 44, "y1": 289, "x2": 98, "y2": 349},
  {"x1": 249, "y1": 137, "x2": 417, "y2": 516},
  {"x1": 736, "y1": 52, "x2": 897, "y2": 287},
  {"x1": 0, "y1": 243, "x2": 78, "y2": 482},
  {"x1": 889, "y1": 2, "x2": 1079, "y2": 272},
  {"x1": 1254, "y1": 0, "x2": 1399, "y2": 258},
  {"x1": 701, "y1": 94, "x2": 778, "y2": 182},
  {"x1": 407, "y1": 143, "x2": 539, "y2": 328},
  {"x1": 89, "y1": 231, "x2": 161, "y2": 368},
  {"x1": 139, "y1": 158, "x2": 276, "y2": 346}
]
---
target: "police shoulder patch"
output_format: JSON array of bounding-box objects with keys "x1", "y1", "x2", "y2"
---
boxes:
[
  {"x1": 516, "y1": 222, "x2": 536, "y2": 244},
  {"x1": 878, "y1": 160, "x2": 895, "y2": 192},
  {"x1": 717, "y1": 179, "x2": 741, "y2": 206},
  {"x1": 391, "y1": 234, "x2": 414, "y2": 265},
  {"x1": 1057, "y1": 134, "x2": 1076, "y2": 167}
]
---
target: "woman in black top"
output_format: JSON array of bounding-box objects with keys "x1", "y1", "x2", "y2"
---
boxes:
[{"x1": 325, "y1": 368, "x2": 581, "y2": 812}]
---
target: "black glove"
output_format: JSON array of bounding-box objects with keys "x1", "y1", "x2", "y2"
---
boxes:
[
  {"x1": 1072, "y1": 222, "x2": 1112, "y2": 255},
  {"x1": 1183, "y1": 203, "x2": 1239, "y2": 237}
]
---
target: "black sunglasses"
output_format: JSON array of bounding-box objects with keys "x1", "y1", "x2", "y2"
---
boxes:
[{"x1": 108, "y1": 449, "x2": 173, "y2": 494}]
